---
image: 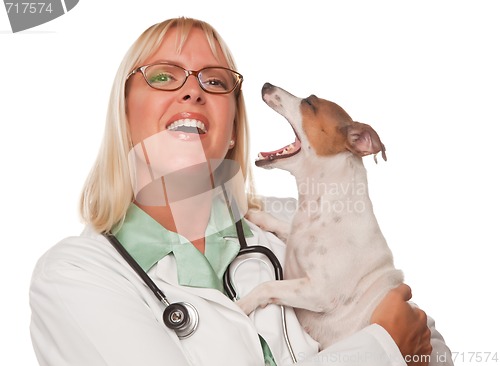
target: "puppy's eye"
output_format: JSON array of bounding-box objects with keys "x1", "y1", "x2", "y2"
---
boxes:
[{"x1": 303, "y1": 97, "x2": 316, "y2": 113}]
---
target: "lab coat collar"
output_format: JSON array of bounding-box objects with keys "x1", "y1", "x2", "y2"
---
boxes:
[{"x1": 112, "y1": 202, "x2": 253, "y2": 291}]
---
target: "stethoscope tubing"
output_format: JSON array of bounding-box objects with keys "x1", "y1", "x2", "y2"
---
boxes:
[
  {"x1": 104, "y1": 221, "x2": 297, "y2": 363},
  {"x1": 104, "y1": 233, "x2": 199, "y2": 339},
  {"x1": 225, "y1": 220, "x2": 297, "y2": 363},
  {"x1": 105, "y1": 233, "x2": 168, "y2": 305},
  {"x1": 223, "y1": 244, "x2": 283, "y2": 300}
]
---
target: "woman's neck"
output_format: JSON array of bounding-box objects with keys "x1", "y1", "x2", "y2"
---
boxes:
[{"x1": 135, "y1": 190, "x2": 212, "y2": 254}]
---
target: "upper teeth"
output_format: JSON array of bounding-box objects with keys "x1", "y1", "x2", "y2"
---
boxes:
[
  {"x1": 281, "y1": 143, "x2": 295, "y2": 154},
  {"x1": 257, "y1": 143, "x2": 296, "y2": 160},
  {"x1": 167, "y1": 119, "x2": 207, "y2": 133}
]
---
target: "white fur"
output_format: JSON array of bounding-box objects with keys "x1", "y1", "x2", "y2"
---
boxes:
[{"x1": 238, "y1": 85, "x2": 403, "y2": 350}]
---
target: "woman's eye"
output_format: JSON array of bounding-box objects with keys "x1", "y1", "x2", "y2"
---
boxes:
[
  {"x1": 205, "y1": 78, "x2": 227, "y2": 89},
  {"x1": 149, "y1": 73, "x2": 174, "y2": 84}
]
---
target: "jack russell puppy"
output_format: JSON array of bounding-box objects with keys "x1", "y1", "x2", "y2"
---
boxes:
[{"x1": 239, "y1": 82, "x2": 410, "y2": 350}]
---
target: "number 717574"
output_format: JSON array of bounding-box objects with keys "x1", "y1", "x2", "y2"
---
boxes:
[{"x1": 5, "y1": 3, "x2": 54, "y2": 14}]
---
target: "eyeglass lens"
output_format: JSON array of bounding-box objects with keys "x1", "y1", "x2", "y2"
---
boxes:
[{"x1": 144, "y1": 64, "x2": 239, "y2": 93}]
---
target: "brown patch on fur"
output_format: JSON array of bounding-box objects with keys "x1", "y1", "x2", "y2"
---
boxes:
[
  {"x1": 300, "y1": 96, "x2": 353, "y2": 156},
  {"x1": 300, "y1": 96, "x2": 386, "y2": 161}
]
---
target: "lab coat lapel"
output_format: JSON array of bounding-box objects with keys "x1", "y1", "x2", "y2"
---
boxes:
[{"x1": 153, "y1": 253, "x2": 266, "y2": 365}]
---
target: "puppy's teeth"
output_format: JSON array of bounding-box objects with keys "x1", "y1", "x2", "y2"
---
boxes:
[{"x1": 258, "y1": 153, "x2": 264, "y2": 159}]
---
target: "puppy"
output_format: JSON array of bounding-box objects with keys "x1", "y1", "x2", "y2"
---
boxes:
[{"x1": 238, "y1": 83, "x2": 404, "y2": 350}]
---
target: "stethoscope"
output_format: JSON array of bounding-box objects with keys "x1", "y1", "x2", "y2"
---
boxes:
[{"x1": 104, "y1": 218, "x2": 297, "y2": 363}]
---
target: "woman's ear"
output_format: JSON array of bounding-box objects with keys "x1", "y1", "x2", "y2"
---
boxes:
[{"x1": 229, "y1": 122, "x2": 237, "y2": 149}]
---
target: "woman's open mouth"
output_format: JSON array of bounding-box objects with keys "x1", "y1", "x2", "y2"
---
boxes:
[{"x1": 166, "y1": 119, "x2": 207, "y2": 135}]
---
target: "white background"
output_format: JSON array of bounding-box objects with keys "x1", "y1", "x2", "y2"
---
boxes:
[{"x1": 1, "y1": 1, "x2": 499, "y2": 364}]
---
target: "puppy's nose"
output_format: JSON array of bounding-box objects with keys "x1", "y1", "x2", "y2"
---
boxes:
[{"x1": 262, "y1": 82, "x2": 275, "y2": 96}]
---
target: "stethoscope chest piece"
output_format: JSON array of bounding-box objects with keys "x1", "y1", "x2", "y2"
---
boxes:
[{"x1": 163, "y1": 302, "x2": 199, "y2": 339}]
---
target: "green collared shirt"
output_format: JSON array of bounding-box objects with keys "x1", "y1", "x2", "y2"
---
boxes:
[
  {"x1": 112, "y1": 202, "x2": 253, "y2": 292},
  {"x1": 112, "y1": 202, "x2": 276, "y2": 366}
]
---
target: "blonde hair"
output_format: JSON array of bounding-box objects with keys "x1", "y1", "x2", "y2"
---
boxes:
[{"x1": 80, "y1": 17, "x2": 256, "y2": 233}]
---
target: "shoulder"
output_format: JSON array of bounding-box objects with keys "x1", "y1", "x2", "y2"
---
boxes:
[
  {"x1": 31, "y1": 226, "x2": 119, "y2": 280},
  {"x1": 29, "y1": 226, "x2": 142, "y2": 319}
]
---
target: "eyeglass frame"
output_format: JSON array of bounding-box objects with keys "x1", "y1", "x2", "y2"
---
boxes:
[{"x1": 126, "y1": 62, "x2": 244, "y2": 95}]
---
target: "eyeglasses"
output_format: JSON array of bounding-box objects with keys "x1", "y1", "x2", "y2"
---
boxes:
[{"x1": 127, "y1": 63, "x2": 243, "y2": 94}]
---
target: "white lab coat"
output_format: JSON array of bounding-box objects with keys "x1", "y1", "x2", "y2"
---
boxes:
[{"x1": 29, "y1": 200, "x2": 450, "y2": 365}]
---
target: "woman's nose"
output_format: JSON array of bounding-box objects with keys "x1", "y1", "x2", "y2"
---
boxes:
[{"x1": 179, "y1": 75, "x2": 205, "y2": 103}]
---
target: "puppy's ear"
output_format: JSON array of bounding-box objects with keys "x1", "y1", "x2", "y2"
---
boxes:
[{"x1": 345, "y1": 122, "x2": 387, "y2": 163}]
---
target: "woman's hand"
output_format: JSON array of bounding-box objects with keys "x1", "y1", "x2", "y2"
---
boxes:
[{"x1": 371, "y1": 284, "x2": 432, "y2": 366}]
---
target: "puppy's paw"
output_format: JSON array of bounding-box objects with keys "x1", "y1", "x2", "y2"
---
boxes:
[
  {"x1": 236, "y1": 295, "x2": 261, "y2": 315},
  {"x1": 245, "y1": 209, "x2": 289, "y2": 242},
  {"x1": 245, "y1": 209, "x2": 268, "y2": 228}
]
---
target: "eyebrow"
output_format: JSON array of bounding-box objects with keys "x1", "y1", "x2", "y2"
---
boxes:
[{"x1": 149, "y1": 60, "x2": 228, "y2": 69}]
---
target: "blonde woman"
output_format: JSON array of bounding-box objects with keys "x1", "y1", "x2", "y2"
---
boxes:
[{"x1": 29, "y1": 17, "x2": 440, "y2": 366}]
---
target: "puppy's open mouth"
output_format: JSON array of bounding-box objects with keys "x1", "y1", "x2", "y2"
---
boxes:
[{"x1": 255, "y1": 136, "x2": 302, "y2": 167}]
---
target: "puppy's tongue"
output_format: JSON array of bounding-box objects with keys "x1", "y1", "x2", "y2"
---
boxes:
[{"x1": 256, "y1": 138, "x2": 301, "y2": 162}]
